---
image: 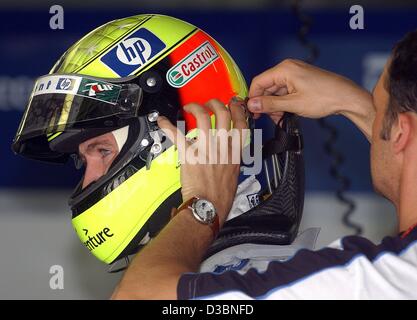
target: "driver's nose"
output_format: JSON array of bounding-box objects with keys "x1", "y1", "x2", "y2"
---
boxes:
[{"x1": 82, "y1": 158, "x2": 107, "y2": 189}]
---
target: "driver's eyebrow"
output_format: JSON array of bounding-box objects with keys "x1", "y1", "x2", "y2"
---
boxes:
[
  {"x1": 86, "y1": 141, "x2": 113, "y2": 150},
  {"x1": 78, "y1": 140, "x2": 114, "y2": 159}
]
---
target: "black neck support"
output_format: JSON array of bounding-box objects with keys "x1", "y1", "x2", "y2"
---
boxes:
[{"x1": 204, "y1": 114, "x2": 305, "y2": 259}]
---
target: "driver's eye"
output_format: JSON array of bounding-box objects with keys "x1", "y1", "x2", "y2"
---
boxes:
[{"x1": 99, "y1": 148, "x2": 112, "y2": 158}]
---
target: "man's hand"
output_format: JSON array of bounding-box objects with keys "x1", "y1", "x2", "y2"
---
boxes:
[
  {"x1": 158, "y1": 98, "x2": 248, "y2": 224},
  {"x1": 111, "y1": 97, "x2": 247, "y2": 299},
  {"x1": 247, "y1": 59, "x2": 375, "y2": 141}
]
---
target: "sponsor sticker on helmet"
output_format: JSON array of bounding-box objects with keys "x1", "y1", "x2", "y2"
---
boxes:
[
  {"x1": 31, "y1": 75, "x2": 121, "y2": 104},
  {"x1": 33, "y1": 75, "x2": 81, "y2": 96},
  {"x1": 166, "y1": 41, "x2": 219, "y2": 88},
  {"x1": 77, "y1": 78, "x2": 121, "y2": 104},
  {"x1": 57, "y1": 77, "x2": 75, "y2": 90},
  {"x1": 81, "y1": 227, "x2": 114, "y2": 252},
  {"x1": 100, "y1": 28, "x2": 166, "y2": 77}
]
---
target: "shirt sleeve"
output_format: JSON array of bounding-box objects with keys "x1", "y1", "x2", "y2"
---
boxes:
[{"x1": 177, "y1": 233, "x2": 417, "y2": 299}]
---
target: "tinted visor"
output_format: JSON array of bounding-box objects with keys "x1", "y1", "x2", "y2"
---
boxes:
[{"x1": 12, "y1": 74, "x2": 142, "y2": 162}]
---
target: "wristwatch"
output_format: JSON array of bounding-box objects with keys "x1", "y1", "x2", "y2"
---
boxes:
[{"x1": 173, "y1": 197, "x2": 220, "y2": 238}]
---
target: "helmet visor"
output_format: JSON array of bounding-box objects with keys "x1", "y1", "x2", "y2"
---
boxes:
[{"x1": 12, "y1": 74, "x2": 142, "y2": 162}]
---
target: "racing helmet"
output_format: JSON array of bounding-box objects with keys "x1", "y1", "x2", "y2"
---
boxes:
[{"x1": 12, "y1": 14, "x2": 248, "y2": 264}]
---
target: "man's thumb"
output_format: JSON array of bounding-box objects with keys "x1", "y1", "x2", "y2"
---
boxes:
[{"x1": 247, "y1": 95, "x2": 294, "y2": 114}]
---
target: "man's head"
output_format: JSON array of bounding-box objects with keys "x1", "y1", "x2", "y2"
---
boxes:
[
  {"x1": 12, "y1": 14, "x2": 248, "y2": 264},
  {"x1": 371, "y1": 30, "x2": 417, "y2": 205}
]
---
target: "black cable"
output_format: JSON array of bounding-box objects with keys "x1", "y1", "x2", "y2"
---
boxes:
[
  {"x1": 291, "y1": 0, "x2": 319, "y2": 65},
  {"x1": 291, "y1": 0, "x2": 362, "y2": 235}
]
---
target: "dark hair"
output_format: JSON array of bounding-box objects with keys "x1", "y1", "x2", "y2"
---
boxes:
[{"x1": 381, "y1": 30, "x2": 417, "y2": 140}]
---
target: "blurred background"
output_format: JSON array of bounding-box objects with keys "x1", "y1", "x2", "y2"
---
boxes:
[{"x1": 1, "y1": 0, "x2": 415, "y2": 299}]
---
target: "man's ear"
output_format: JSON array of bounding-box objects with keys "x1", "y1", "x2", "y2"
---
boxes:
[{"x1": 392, "y1": 113, "x2": 413, "y2": 154}]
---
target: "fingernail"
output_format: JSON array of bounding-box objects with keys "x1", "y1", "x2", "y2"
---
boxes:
[
  {"x1": 248, "y1": 98, "x2": 262, "y2": 112},
  {"x1": 230, "y1": 96, "x2": 243, "y2": 104},
  {"x1": 183, "y1": 104, "x2": 191, "y2": 113}
]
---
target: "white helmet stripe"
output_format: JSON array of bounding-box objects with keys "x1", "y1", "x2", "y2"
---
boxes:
[{"x1": 112, "y1": 126, "x2": 129, "y2": 152}]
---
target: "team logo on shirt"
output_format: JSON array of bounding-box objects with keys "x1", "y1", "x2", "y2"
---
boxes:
[
  {"x1": 247, "y1": 193, "x2": 260, "y2": 208},
  {"x1": 213, "y1": 259, "x2": 249, "y2": 273}
]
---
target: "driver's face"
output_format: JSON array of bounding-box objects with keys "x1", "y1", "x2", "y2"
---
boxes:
[{"x1": 78, "y1": 132, "x2": 120, "y2": 189}]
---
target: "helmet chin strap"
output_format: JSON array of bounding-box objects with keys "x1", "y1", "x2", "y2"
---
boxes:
[{"x1": 111, "y1": 126, "x2": 129, "y2": 152}]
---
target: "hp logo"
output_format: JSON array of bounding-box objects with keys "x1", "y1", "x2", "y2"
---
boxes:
[
  {"x1": 101, "y1": 28, "x2": 166, "y2": 77},
  {"x1": 116, "y1": 37, "x2": 152, "y2": 66},
  {"x1": 58, "y1": 78, "x2": 73, "y2": 90}
]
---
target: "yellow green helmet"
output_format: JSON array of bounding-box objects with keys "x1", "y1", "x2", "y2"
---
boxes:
[{"x1": 12, "y1": 14, "x2": 247, "y2": 265}]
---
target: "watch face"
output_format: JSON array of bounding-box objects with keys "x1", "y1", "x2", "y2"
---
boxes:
[{"x1": 193, "y1": 199, "x2": 216, "y2": 224}]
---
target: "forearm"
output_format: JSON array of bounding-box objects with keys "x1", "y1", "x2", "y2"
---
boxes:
[
  {"x1": 248, "y1": 59, "x2": 377, "y2": 143},
  {"x1": 339, "y1": 86, "x2": 375, "y2": 142},
  {"x1": 111, "y1": 208, "x2": 214, "y2": 299}
]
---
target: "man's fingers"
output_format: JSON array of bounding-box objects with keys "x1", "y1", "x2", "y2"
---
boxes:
[
  {"x1": 229, "y1": 97, "x2": 248, "y2": 131},
  {"x1": 247, "y1": 94, "x2": 299, "y2": 114},
  {"x1": 228, "y1": 97, "x2": 248, "y2": 157},
  {"x1": 157, "y1": 116, "x2": 187, "y2": 157},
  {"x1": 183, "y1": 103, "x2": 211, "y2": 135},
  {"x1": 205, "y1": 99, "x2": 231, "y2": 131},
  {"x1": 264, "y1": 85, "x2": 281, "y2": 96},
  {"x1": 276, "y1": 87, "x2": 289, "y2": 96},
  {"x1": 248, "y1": 63, "x2": 289, "y2": 98},
  {"x1": 249, "y1": 70, "x2": 277, "y2": 98}
]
